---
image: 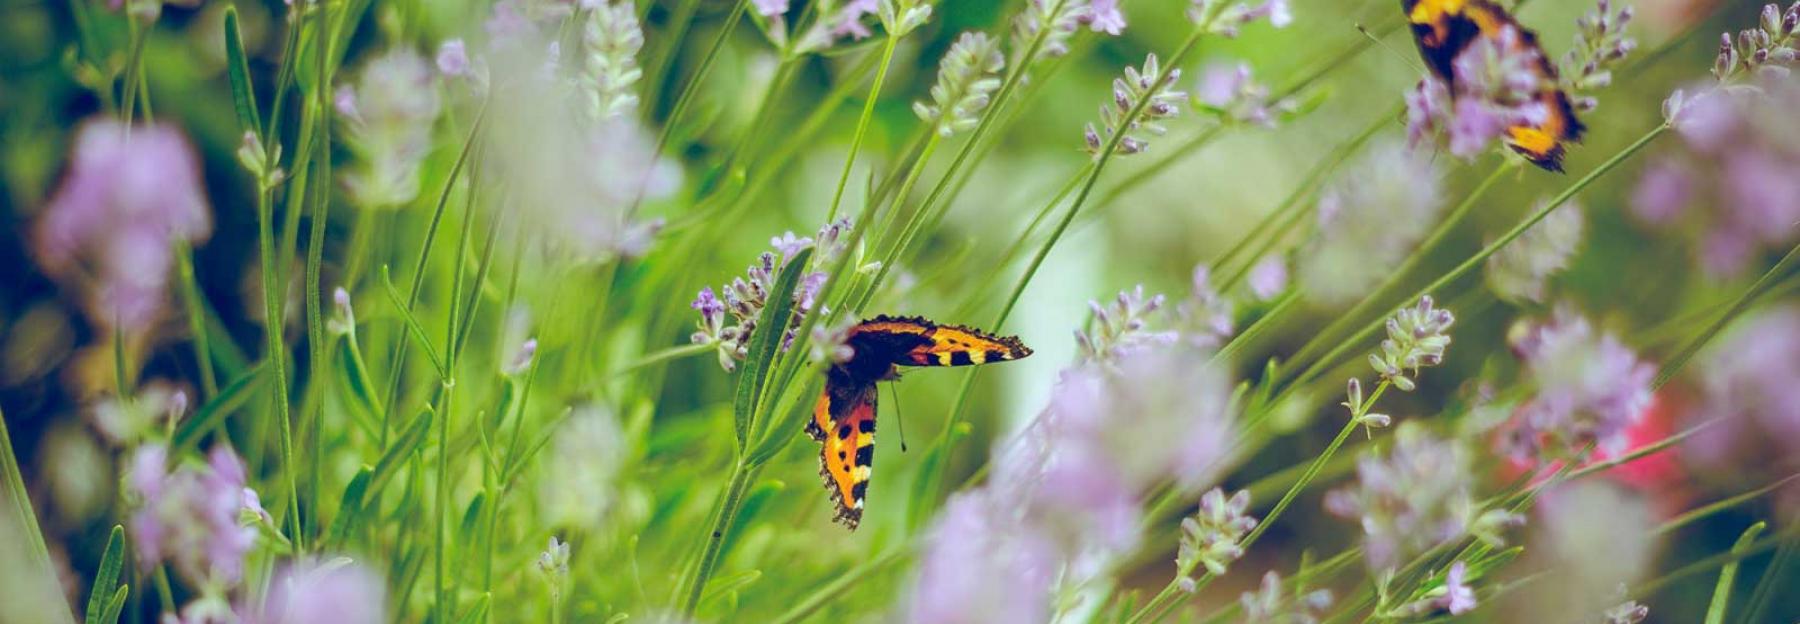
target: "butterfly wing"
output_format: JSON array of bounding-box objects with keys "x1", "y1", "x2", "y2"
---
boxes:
[
  {"x1": 848, "y1": 315, "x2": 1033, "y2": 368},
  {"x1": 808, "y1": 376, "x2": 878, "y2": 530},
  {"x1": 1403, "y1": 0, "x2": 1585, "y2": 172}
]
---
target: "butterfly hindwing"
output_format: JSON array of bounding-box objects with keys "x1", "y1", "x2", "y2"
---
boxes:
[{"x1": 811, "y1": 377, "x2": 877, "y2": 530}]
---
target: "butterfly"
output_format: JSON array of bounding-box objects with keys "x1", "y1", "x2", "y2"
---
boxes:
[
  {"x1": 805, "y1": 315, "x2": 1033, "y2": 530},
  {"x1": 1402, "y1": 0, "x2": 1585, "y2": 171}
]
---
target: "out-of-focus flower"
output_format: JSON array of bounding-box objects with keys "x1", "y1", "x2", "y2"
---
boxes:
[
  {"x1": 906, "y1": 492, "x2": 1057, "y2": 624},
  {"x1": 1503, "y1": 481, "x2": 1657, "y2": 622},
  {"x1": 1368, "y1": 295, "x2": 1455, "y2": 393},
  {"x1": 787, "y1": 0, "x2": 910, "y2": 54},
  {"x1": 691, "y1": 218, "x2": 852, "y2": 371},
  {"x1": 1239, "y1": 571, "x2": 1332, "y2": 624},
  {"x1": 1297, "y1": 140, "x2": 1445, "y2": 307},
  {"x1": 251, "y1": 557, "x2": 386, "y2": 624},
  {"x1": 537, "y1": 403, "x2": 626, "y2": 529},
  {"x1": 808, "y1": 317, "x2": 856, "y2": 365},
  {"x1": 1635, "y1": 73, "x2": 1800, "y2": 276},
  {"x1": 1396, "y1": 560, "x2": 1478, "y2": 616},
  {"x1": 1194, "y1": 62, "x2": 1290, "y2": 127},
  {"x1": 1487, "y1": 200, "x2": 1585, "y2": 303},
  {"x1": 582, "y1": 0, "x2": 643, "y2": 119},
  {"x1": 1189, "y1": 0, "x2": 1291, "y2": 37},
  {"x1": 1246, "y1": 255, "x2": 1288, "y2": 301},
  {"x1": 1010, "y1": 0, "x2": 1090, "y2": 72},
  {"x1": 1503, "y1": 309, "x2": 1655, "y2": 463},
  {"x1": 337, "y1": 47, "x2": 442, "y2": 209},
  {"x1": 752, "y1": 0, "x2": 787, "y2": 17},
  {"x1": 126, "y1": 444, "x2": 260, "y2": 588},
  {"x1": 1176, "y1": 488, "x2": 1257, "y2": 587},
  {"x1": 1084, "y1": 54, "x2": 1185, "y2": 157},
  {"x1": 1601, "y1": 594, "x2": 1650, "y2": 624},
  {"x1": 915, "y1": 32, "x2": 1005, "y2": 137},
  {"x1": 1408, "y1": 25, "x2": 1556, "y2": 160},
  {"x1": 1561, "y1": 0, "x2": 1637, "y2": 112},
  {"x1": 1175, "y1": 267, "x2": 1234, "y2": 349},
  {"x1": 1082, "y1": 0, "x2": 1126, "y2": 35},
  {"x1": 89, "y1": 381, "x2": 187, "y2": 446},
  {"x1": 536, "y1": 536, "x2": 571, "y2": 578},
  {"x1": 1047, "y1": 339, "x2": 1237, "y2": 493},
  {"x1": 1326, "y1": 423, "x2": 1522, "y2": 571},
  {"x1": 436, "y1": 39, "x2": 470, "y2": 77},
  {"x1": 1680, "y1": 305, "x2": 1800, "y2": 515},
  {"x1": 34, "y1": 120, "x2": 213, "y2": 337},
  {"x1": 110, "y1": 0, "x2": 198, "y2": 21},
  {"x1": 1074, "y1": 285, "x2": 1174, "y2": 362}
]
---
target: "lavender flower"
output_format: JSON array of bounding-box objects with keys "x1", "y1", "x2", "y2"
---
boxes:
[
  {"x1": 126, "y1": 444, "x2": 260, "y2": 587},
  {"x1": 1511, "y1": 482, "x2": 1656, "y2": 622},
  {"x1": 1325, "y1": 423, "x2": 1522, "y2": 571},
  {"x1": 582, "y1": 0, "x2": 643, "y2": 119},
  {"x1": 1707, "y1": 2, "x2": 1798, "y2": 82},
  {"x1": 808, "y1": 316, "x2": 856, "y2": 365},
  {"x1": 1601, "y1": 596, "x2": 1650, "y2": 624},
  {"x1": 751, "y1": 0, "x2": 787, "y2": 17},
  {"x1": 1194, "y1": 62, "x2": 1289, "y2": 127},
  {"x1": 692, "y1": 218, "x2": 852, "y2": 371},
  {"x1": 252, "y1": 558, "x2": 387, "y2": 624},
  {"x1": 1561, "y1": 0, "x2": 1637, "y2": 112},
  {"x1": 336, "y1": 47, "x2": 442, "y2": 209},
  {"x1": 1010, "y1": 0, "x2": 1090, "y2": 78},
  {"x1": 1368, "y1": 296, "x2": 1455, "y2": 393},
  {"x1": 1686, "y1": 305, "x2": 1800, "y2": 474},
  {"x1": 1247, "y1": 255, "x2": 1288, "y2": 301},
  {"x1": 1084, "y1": 53, "x2": 1185, "y2": 157},
  {"x1": 1296, "y1": 140, "x2": 1445, "y2": 307},
  {"x1": 536, "y1": 536, "x2": 571, "y2": 578},
  {"x1": 1082, "y1": 0, "x2": 1126, "y2": 35},
  {"x1": 1175, "y1": 266, "x2": 1235, "y2": 349},
  {"x1": 33, "y1": 120, "x2": 213, "y2": 337},
  {"x1": 1635, "y1": 73, "x2": 1800, "y2": 276},
  {"x1": 914, "y1": 32, "x2": 1006, "y2": 137},
  {"x1": 1240, "y1": 571, "x2": 1332, "y2": 624},
  {"x1": 1189, "y1": 0, "x2": 1291, "y2": 37},
  {"x1": 1408, "y1": 25, "x2": 1555, "y2": 160},
  {"x1": 1176, "y1": 488, "x2": 1257, "y2": 586},
  {"x1": 1396, "y1": 560, "x2": 1478, "y2": 616},
  {"x1": 436, "y1": 39, "x2": 471, "y2": 77},
  {"x1": 1486, "y1": 200, "x2": 1585, "y2": 303},
  {"x1": 1073, "y1": 285, "x2": 1175, "y2": 362},
  {"x1": 89, "y1": 381, "x2": 187, "y2": 446},
  {"x1": 907, "y1": 492, "x2": 1058, "y2": 624},
  {"x1": 1503, "y1": 309, "x2": 1654, "y2": 462}
]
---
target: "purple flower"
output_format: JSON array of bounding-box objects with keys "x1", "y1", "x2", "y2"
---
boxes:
[
  {"x1": 770, "y1": 231, "x2": 814, "y2": 264},
  {"x1": 34, "y1": 120, "x2": 212, "y2": 337},
  {"x1": 907, "y1": 492, "x2": 1058, "y2": 624},
  {"x1": 1084, "y1": 54, "x2": 1185, "y2": 157},
  {"x1": 1686, "y1": 305, "x2": 1800, "y2": 472},
  {"x1": 1402, "y1": 561, "x2": 1479, "y2": 615},
  {"x1": 1515, "y1": 482, "x2": 1657, "y2": 621},
  {"x1": 1503, "y1": 309, "x2": 1655, "y2": 462},
  {"x1": 251, "y1": 558, "x2": 386, "y2": 624},
  {"x1": 831, "y1": 0, "x2": 879, "y2": 39},
  {"x1": 1239, "y1": 571, "x2": 1331, "y2": 623},
  {"x1": 435, "y1": 39, "x2": 470, "y2": 76},
  {"x1": 1074, "y1": 285, "x2": 1174, "y2": 362},
  {"x1": 337, "y1": 47, "x2": 442, "y2": 208},
  {"x1": 751, "y1": 0, "x2": 787, "y2": 18},
  {"x1": 1325, "y1": 424, "x2": 1521, "y2": 571},
  {"x1": 1195, "y1": 62, "x2": 1285, "y2": 127},
  {"x1": 1176, "y1": 488, "x2": 1258, "y2": 584},
  {"x1": 1247, "y1": 255, "x2": 1288, "y2": 301},
  {"x1": 1486, "y1": 200, "x2": 1585, "y2": 303},
  {"x1": 1630, "y1": 158, "x2": 1692, "y2": 224},
  {"x1": 1298, "y1": 140, "x2": 1446, "y2": 307},
  {"x1": 126, "y1": 445, "x2": 259, "y2": 587},
  {"x1": 1083, "y1": 0, "x2": 1126, "y2": 35}
]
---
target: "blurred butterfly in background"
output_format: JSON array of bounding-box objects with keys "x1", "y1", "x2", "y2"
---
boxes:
[
  {"x1": 1402, "y1": 0, "x2": 1586, "y2": 171},
  {"x1": 807, "y1": 315, "x2": 1032, "y2": 530}
]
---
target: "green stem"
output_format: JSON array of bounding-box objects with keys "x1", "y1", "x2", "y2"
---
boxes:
[
  {"x1": 824, "y1": 34, "x2": 901, "y2": 223},
  {"x1": 174, "y1": 244, "x2": 219, "y2": 399},
  {"x1": 641, "y1": 0, "x2": 702, "y2": 114},
  {"x1": 119, "y1": 15, "x2": 150, "y2": 124},
  {"x1": 255, "y1": 126, "x2": 302, "y2": 554},
  {"x1": 680, "y1": 462, "x2": 756, "y2": 617},
  {"x1": 637, "y1": 0, "x2": 749, "y2": 213},
  {"x1": 1654, "y1": 239, "x2": 1800, "y2": 388}
]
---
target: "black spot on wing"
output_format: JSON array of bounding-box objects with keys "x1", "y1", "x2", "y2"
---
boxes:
[
  {"x1": 858, "y1": 419, "x2": 875, "y2": 433},
  {"x1": 855, "y1": 445, "x2": 874, "y2": 467},
  {"x1": 850, "y1": 481, "x2": 868, "y2": 502}
]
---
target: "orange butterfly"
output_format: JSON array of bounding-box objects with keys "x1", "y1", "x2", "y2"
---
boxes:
[
  {"x1": 1402, "y1": 0, "x2": 1585, "y2": 171},
  {"x1": 805, "y1": 315, "x2": 1032, "y2": 529}
]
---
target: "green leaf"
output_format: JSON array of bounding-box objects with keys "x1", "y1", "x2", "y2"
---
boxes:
[
  {"x1": 732, "y1": 248, "x2": 812, "y2": 451},
  {"x1": 1705, "y1": 521, "x2": 1766, "y2": 624},
  {"x1": 222, "y1": 7, "x2": 261, "y2": 137},
  {"x1": 380, "y1": 265, "x2": 448, "y2": 379},
  {"x1": 85, "y1": 526, "x2": 126, "y2": 624},
  {"x1": 458, "y1": 492, "x2": 486, "y2": 555},
  {"x1": 745, "y1": 372, "x2": 823, "y2": 466},
  {"x1": 171, "y1": 364, "x2": 269, "y2": 453},
  {"x1": 368, "y1": 410, "x2": 434, "y2": 503},
  {"x1": 100, "y1": 585, "x2": 128, "y2": 624},
  {"x1": 454, "y1": 594, "x2": 490, "y2": 624},
  {"x1": 336, "y1": 339, "x2": 378, "y2": 419},
  {"x1": 323, "y1": 467, "x2": 373, "y2": 550},
  {"x1": 700, "y1": 569, "x2": 763, "y2": 606}
]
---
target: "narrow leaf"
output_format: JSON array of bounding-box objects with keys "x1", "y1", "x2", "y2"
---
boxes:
[
  {"x1": 171, "y1": 364, "x2": 269, "y2": 452},
  {"x1": 454, "y1": 594, "x2": 490, "y2": 624},
  {"x1": 369, "y1": 410, "x2": 434, "y2": 502},
  {"x1": 1705, "y1": 521, "x2": 1765, "y2": 624},
  {"x1": 732, "y1": 248, "x2": 813, "y2": 451},
  {"x1": 323, "y1": 467, "x2": 373, "y2": 550},
  {"x1": 222, "y1": 7, "x2": 261, "y2": 136},
  {"x1": 100, "y1": 585, "x2": 128, "y2": 624},
  {"x1": 84, "y1": 526, "x2": 125, "y2": 624},
  {"x1": 381, "y1": 265, "x2": 447, "y2": 379}
]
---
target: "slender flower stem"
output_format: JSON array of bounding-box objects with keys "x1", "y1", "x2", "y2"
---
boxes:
[
  {"x1": 1654, "y1": 239, "x2": 1800, "y2": 388},
  {"x1": 1283, "y1": 124, "x2": 1669, "y2": 399},
  {"x1": 119, "y1": 15, "x2": 150, "y2": 124},
  {"x1": 174, "y1": 244, "x2": 218, "y2": 399},
  {"x1": 680, "y1": 461, "x2": 757, "y2": 616},
  {"x1": 634, "y1": 0, "x2": 749, "y2": 216},
  {"x1": 824, "y1": 33, "x2": 901, "y2": 224}
]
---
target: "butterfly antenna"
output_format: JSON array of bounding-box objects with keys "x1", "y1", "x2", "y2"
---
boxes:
[
  {"x1": 1357, "y1": 23, "x2": 1428, "y2": 76},
  {"x1": 889, "y1": 383, "x2": 909, "y2": 453}
]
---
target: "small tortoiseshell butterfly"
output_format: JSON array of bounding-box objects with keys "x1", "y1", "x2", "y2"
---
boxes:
[
  {"x1": 1402, "y1": 0, "x2": 1586, "y2": 171},
  {"x1": 805, "y1": 315, "x2": 1032, "y2": 530}
]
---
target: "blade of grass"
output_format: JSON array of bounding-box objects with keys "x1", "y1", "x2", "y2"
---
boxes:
[{"x1": 1705, "y1": 522, "x2": 1766, "y2": 624}]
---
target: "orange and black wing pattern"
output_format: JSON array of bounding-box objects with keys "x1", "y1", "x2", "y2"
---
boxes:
[
  {"x1": 1402, "y1": 0, "x2": 1585, "y2": 171},
  {"x1": 806, "y1": 378, "x2": 878, "y2": 529},
  {"x1": 849, "y1": 314, "x2": 1033, "y2": 368},
  {"x1": 805, "y1": 315, "x2": 1032, "y2": 530}
]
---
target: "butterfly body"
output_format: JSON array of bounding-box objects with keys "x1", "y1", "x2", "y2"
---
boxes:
[
  {"x1": 1401, "y1": 0, "x2": 1585, "y2": 171},
  {"x1": 807, "y1": 315, "x2": 1032, "y2": 529}
]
